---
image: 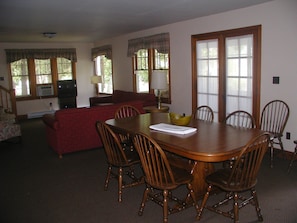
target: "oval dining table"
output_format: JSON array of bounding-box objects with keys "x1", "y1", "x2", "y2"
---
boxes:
[{"x1": 105, "y1": 112, "x2": 264, "y2": 200}]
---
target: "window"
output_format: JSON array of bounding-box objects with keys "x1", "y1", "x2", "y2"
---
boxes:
[
  {"x1": 128, "y1": 33, "x2": 171, "y2": 103},
  {"x1": 6, "y1": 48, "x2": 77, "y2": 99},
  {"x1": 134, "y1": 49, "x2": 149, "y2": 92},
  {"x1": 10, "y1": 59, "x2": 30, "y2": 96},
  {"x1": 92, "y1": 45, "x2": 113, "y2": 94},
  {"x1": 10, "y1": 58, "x2": 75, "y2": 99},
  {"x1": 154, "y1": 49, "x2": 169, "y2": 99},
  {"x1": 133, "y1": 49, "x2": 170, "y2": 100},
  {"x1": 35, "y1": 59, "x2": 52, "y2": 84},
  {"x1": 191, "y1": 25, "x2": 261, "y2": 124},
  {"x1": 94, "y1": 55, "x2": 113, "y2": 94},
  {"x1": 57, "y1": 57, "x2": 73, "y2": 80}
]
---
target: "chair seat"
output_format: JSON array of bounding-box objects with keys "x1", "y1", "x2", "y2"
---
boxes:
[
  {"x1": 147, "y1": 164, "x2": 193, "y2": 190},
  {"x1": 124, "y1": 149, "x2": 141, "y2": 164},
  {"x1": 133, "y1": 132, "x2": 199, "y2": 223},
  {"x1": 260, "y1": 100, "x2": 289, "y2": 168},
  {"x1": 206, "y1": 168, "x2": 257, "y2": 192},
  {"x1": 197, "y1": 133, "x2": 270, "y2": 223},
  {"x1": 171, "y1": 165, "x2": 193, "y2": 184},
  {"x1": 96, "y1": 120, "x2": 143, "y2": 203}
]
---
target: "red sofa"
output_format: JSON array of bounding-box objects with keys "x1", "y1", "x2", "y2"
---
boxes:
[
  {"x1": 89, "y1": 90, "x2": 156, "y2": 107},
  {"x1": 42, "y1": 100, "x2": 145, "y2": 158}
]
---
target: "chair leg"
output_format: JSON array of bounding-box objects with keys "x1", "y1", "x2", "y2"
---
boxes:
[
  {"x1": 251, "y1": 188, "x2": 263, "y2": 221},
  {"x1": 288, "y1": 143, "x2": 297, "y2": 173},
  {"x1": 163, "y1": 189, "x2": 169, "y2": 223},
  {"x1": 104, "y1": 165, "x2": 112, "y2": 190},
  {"x1": 271, "y1": 137, "x2": 285, "y2": 168},
  {"x1": 118, "y1": 167, "x2": 123, "y2": 202},
  {"x1": 187, "y1": 182, "x2": 199, "y2": 211},
  {"x1": 278, "y1": 137, "x2": 285, "y2": 157},
  {"x1": 270, "y1": 140, "x2": 274, "y2": 168},
  {"x1": 138, "y1": 187, "x2": 150, "y2": 216},
  {"x1": 196, "y1": 185, "x2": 212, "y2": 220},
  {"x1": 233, "y1": 192, "x2": 239, "y2": 223}
]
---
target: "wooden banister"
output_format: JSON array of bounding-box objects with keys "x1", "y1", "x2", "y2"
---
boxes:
[{"x1": 0, "y1": 85, "x2": 17, "y2": 117}]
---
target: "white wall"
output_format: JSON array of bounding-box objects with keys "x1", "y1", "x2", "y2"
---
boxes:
[
  {"x1": 0, "y1": 0, "x2": 296, "y2": 151},
  {"x1": 0, "y1": 42, "x2": 95, "y2": 114},
  {"x1": 94, "y1": 0, "x2": 297, "y2": 151}
]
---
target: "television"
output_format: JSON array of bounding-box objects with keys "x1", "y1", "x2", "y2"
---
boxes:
[{"x1": 57, "y1": 80, "x2": 77, "y2": 98}]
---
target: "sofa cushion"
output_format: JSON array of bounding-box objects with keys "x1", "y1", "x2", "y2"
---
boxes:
[
  {"x1": 0, "y1": 121, "x2": 21, "y2": 141},
  {"x1": 42, "y1": 100, "x2": 145, "y2": 156},
  {"x1": 112, "y1": 90, "x2": 156, "y2": 107},
  {"x1": 0, "y1": 106, "x2": 16, "y2": 123},
  {"x1": 42, "y1": 114, "x2": 59, "y2": 130}
]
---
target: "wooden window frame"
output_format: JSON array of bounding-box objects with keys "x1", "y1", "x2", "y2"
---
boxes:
[
  {"x1": 132, "y1": 48, "x2": 171, "y2": 104},
  {"x1": 191, "y1": 25, "x2": 261, "y2": 125},
  {"x1": 9, "y1": 58, "x2": 76, "y2": 101},
  {"x1": 93, "y1": 55, "x2": 113, "y2": 94}
]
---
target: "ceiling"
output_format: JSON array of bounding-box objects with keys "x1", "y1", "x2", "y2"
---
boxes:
[{"x1": 0, "y1": 0, "x2": 272, "y2": 43}]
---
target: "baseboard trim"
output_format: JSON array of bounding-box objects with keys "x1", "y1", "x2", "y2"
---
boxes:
[{"x1": 27, "y1": 110, "x2": 55, "y2": 119}]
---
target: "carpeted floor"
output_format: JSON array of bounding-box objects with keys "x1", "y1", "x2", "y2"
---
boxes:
[{"x1": 1, "y1": 118, "x2": 297, "y2": 223}]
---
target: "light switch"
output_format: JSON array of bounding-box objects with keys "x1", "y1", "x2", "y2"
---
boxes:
[{"x1": 273, "y1": 76, "x2": 279, "y2": 84}]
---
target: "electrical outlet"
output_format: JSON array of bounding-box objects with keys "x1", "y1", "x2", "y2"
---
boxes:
[{"x1": 286, "y1": 132, "x2": 291, "y2": 140}]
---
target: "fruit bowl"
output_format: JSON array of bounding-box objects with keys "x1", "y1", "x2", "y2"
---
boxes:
[{"x1": 169, "y1": 112, "x2": 192, "y2": 126}]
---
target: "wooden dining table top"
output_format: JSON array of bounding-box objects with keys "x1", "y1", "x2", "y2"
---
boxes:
[{"x1": 105, "y1": 112, "x2": 264, "y2": 163}]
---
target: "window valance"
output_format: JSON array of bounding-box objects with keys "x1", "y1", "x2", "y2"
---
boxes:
[
  {"x1": 127, "y1": 33, "x2": 170, "y2": 57},
  {"x1": 5, "y1": 48, "x2": 77, "y2": 63},
  {"x1": 91, "y1": 45, "x2": 112, "y2": 60}
]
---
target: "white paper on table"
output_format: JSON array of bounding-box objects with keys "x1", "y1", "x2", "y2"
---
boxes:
[{"x1": 149, "y1": 123, "x2": 197, "y2": 135}]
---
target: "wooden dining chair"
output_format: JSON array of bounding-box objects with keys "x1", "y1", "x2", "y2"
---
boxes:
[
  {"x1": 225, "y1": 110, "x2": 255, "y2": 129},
  {"x1": 288, "y1": 140, "x2": 297, "y2": 173},
  {"x1": 197, "y1": 133, "x2": 270, "y2": 223},
  {"x1": 133, "y1": 132, "x2": 199, "y2": 223},
  {"x1": 260, "y1": 100, "x2": 289, "y2": 168},
  {"x1": 114, "y1": 104, "x2": 141, "y2": 119},
  {"x1": 193, "y1": 105, "x2": 214, "y2": 122},
  {"x1": 115, "y1": 104, "x2": 141, "y2": 152},
  {"x1": 223, "y1": 110, "x2": 256, "y2": 168},
  {"x1": 96, "y1": 121, "x2": 143, "y2": 202}
]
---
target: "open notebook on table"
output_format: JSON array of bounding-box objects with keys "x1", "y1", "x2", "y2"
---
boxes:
[{"x1": 149, "y1": 123, "x2": 197, "y2": 135}]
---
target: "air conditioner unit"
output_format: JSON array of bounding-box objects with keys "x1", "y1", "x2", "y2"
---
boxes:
[{"x1": 37, "y1": 84, "x2": 54, "y2": 97}]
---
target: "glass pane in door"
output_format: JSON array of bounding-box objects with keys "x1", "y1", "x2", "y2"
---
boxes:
[
  {"x1": 196, "y1": 39, "x2": 219, "y2": 121},
  {"x1": 226, "y1": 35, "x2": 253, "y2": 116}
]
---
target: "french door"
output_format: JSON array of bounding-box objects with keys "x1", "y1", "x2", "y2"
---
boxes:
[{"x1": 191, "y1": 25, "x2": 261, "y2": 125}]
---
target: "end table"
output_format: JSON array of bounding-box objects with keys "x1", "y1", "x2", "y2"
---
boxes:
[{"x1": 143, "y1": 105, "x2": 169, "y2": 113}]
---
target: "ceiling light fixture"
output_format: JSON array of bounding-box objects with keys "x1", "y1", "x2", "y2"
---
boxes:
[{"x1": 43, "y1": 32, "x2": 57, "y2": 38}]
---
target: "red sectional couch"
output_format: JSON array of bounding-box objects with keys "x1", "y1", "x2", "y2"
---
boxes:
[
  {"x1": 42, "y1": 100, "x2": 146, "y2": 158},
  {"x1": 89, "y1": 90, "x2": 156, "y2": 107}
]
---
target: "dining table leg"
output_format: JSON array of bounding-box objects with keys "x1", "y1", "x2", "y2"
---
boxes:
[
  {"x1": 190, "y1": 161, "x2": 215, "y2": 201},
  {"x1": 167, "y1": 153, "x2": 215, "y2": 201}
]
